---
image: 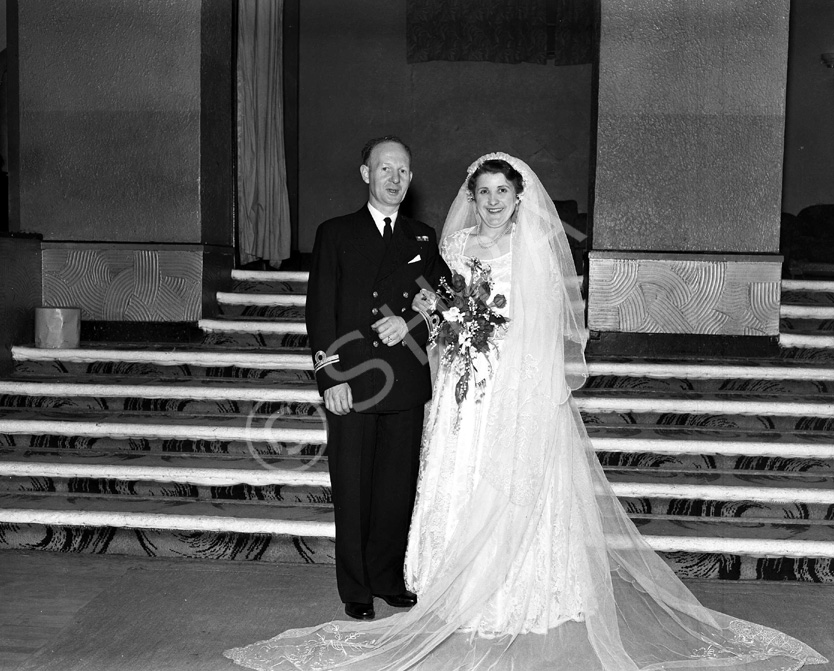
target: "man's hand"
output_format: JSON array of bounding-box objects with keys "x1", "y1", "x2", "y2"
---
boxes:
[
  {"x1": 324, "y1": 382, "x2": 353, "y2": 415},
  {"x1": 372, "y1": 316, "x2": 408, "y2": 346}
]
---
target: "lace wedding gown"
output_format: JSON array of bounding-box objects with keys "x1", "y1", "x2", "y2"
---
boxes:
[
  {"x1": 405, "y1": 230, "x2": 592, "y2": 637},
  {"x1": 224, "y1": 229, "x2": 827, "y2": 671},
  {"x1": 224, "y1": 155, "x2": 827, "y2": 670}
]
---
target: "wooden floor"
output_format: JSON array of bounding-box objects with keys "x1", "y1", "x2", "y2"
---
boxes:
[
  {"x1": 0, "y1": 551, "x2": 139, "y2": 669},
  {"x1": 2, "y1": 549, "x2": 834, "y2": 671}
]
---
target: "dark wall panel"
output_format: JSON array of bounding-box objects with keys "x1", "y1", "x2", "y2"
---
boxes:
[
  {"x1": 298, "y1": 0, "x2": 592, "y2": 252},
  {"x1": 782, "y1": 0, "x2": 834, "y2": 215}
]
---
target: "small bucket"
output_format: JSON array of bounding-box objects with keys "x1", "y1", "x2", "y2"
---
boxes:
[{"x1": 35, "y1": 307, "x2": 81, "y2": 349}]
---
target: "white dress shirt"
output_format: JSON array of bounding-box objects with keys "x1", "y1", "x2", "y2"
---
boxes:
[{"x1": 367, "y1": 203, "x2": 399, "y2": 237}]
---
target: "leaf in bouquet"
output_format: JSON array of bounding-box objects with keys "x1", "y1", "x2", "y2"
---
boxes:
[{"x1": 454, "y1": 373, "x2": 469, "y2": 405}]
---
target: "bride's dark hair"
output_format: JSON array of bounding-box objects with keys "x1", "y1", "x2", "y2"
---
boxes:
[{"x1": 467, "y1": 159, "x2": 524, "y2": 195}]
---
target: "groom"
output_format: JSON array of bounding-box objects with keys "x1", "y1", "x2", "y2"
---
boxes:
[{"x1": 305, "y1": 136, "x2": 448, "y2": 620}]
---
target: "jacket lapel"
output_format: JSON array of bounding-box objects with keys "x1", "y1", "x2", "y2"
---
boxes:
[{"x1": 346, "y1": 207, "x2": 386, "y2": 265}]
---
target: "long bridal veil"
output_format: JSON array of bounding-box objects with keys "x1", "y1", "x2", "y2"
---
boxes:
[{"x1": 224, "y1": 153, "x2": 826, "y2": 671}]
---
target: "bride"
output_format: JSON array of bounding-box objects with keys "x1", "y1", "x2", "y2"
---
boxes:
[{"x1": 224, "y1": 153, "x2": 827, "y2": 670}]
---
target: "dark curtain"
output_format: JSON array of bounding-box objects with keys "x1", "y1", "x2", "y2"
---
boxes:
[
  {"x1": 406, "y1": 0, "x2": 592, "y2": 66},
  {"x1": 548, "y1": 0, "x2": 593, "y2": 65},
  {"x1": 237, "y1": 0, "x2": 291, "y2": 267}
]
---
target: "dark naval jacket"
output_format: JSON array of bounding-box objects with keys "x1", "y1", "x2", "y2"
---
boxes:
[{"x1": 305, "y1": 206, "x2": 450, "y2": 413}]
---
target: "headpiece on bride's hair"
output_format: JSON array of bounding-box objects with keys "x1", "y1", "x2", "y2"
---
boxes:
[
  {"x1": 440, "y1": 151, "x2": 588, "y2": 394},
  {"x1": 466, "y1": 152, "x2": 530, "y2": 185}
]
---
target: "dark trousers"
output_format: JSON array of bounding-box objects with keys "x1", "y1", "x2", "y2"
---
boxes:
[{"x1": 325, "y1": 406, "x2": 424, "y2": 604}]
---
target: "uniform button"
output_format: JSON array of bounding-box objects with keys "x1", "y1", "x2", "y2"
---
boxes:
[
  {"x1": 402, "y1": 291, "x2": 409, "y2": 298},
  {"x1": 401, "y1": 341, "x2": 406, "y2": 346},
  {"x1": 372, "y1": 291, "x2": 379, "y2": 298},
  {"x1": 371, "y1": 308, "x2": 378, "y2": 315},
  {"x1": 372, "y1": 341, "x2": 379, "y2": 348},
  {"x1": 400, "y1": 307, "x2": 406, "y2": 313}
]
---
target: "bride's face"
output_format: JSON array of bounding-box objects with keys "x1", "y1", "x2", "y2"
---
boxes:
[{"x1": 473, "y1": 173, "x2": 517, "y2": 229}]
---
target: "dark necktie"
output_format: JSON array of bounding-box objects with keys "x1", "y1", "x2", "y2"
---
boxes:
[{"x1": 382, "y1": 217, "x2": 393, "y2": 246}]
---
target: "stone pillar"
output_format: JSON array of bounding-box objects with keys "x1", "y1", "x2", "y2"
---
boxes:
[
  {"x1": 588, "y1": 0, "x2": 789, "y2": 348},
  {"x1": 9, "y1": 0, "x2": 234, "y2": 322}
]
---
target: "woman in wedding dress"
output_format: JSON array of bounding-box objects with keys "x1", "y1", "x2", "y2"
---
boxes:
[{"x1": 224, "y1": 153, "x2": 827, "y2": 670}]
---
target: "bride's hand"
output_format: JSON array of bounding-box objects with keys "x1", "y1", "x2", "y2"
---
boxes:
[{"x1": 412, "y1": 289, "x2": 437, "y2": 315}]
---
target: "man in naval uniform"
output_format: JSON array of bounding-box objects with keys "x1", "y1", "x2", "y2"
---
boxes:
[{"x1": 305, "y1": 136, "x2": 449, "y2": 620}]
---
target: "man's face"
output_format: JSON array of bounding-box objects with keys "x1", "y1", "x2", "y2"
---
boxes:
[{"x1": 360, "y1": 141, "x2": 412, "y2": 214}]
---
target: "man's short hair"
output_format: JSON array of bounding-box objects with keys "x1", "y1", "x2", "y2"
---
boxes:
[{"x1": 361, "y1": 136, "x2": 412, "y2": 166}]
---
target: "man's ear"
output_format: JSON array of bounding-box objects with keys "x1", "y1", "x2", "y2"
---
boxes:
[{"x1": 360, "y1": 164, "x2": 370, "y2": 184}]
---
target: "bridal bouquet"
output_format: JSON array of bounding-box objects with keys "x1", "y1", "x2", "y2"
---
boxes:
[{"x1": 430, "y1": 258, "x2": 509, "y2": 405}]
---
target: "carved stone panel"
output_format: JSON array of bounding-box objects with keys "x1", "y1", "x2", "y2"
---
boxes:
[
  {"x1": 588, "y1": 252, "x2": 782, "y2": 336},
  {"x1": 42, "y1": 246, "x2": 203, "y2": 321}
]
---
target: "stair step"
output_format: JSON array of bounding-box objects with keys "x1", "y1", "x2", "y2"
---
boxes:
[
  {"x1": 583, "y1": 408, "x2": 834, "y2": 432},
  {"x1": 6, "y1": 379, "x2": 834, "y2": 418},
  {"x1": 0, "y1": 493, "x2": 335, "y2": 535},
  {"x1": 0, "y1": 410, "x2": 326, "y2": 443},
  {"x1": 205, "y1": 314, "x2": 306, "y2": 324},
  {"x1": 4, "y1": 457, "x2": 831, "y2": 504},
  {"x1": 588, "y1": 428, "x2": 834, "y2": 456},
  {"x1": 0, "y1": 452, "x2": 330, "y2": 487},
  {"x1": 779, "y1": 334, "x2": 834, "y2": 349},
  {"x1": 0, "y1": 453, "x2": 331, "y2": 504},
  {"x1": 604, "y1": 470, "x2": 834, "y2": 501},
  {"x1": 0, "y1": 455, "x2": 329, "y2": 487},
  {"x1": 0, "y1": 379, "x2": 321, "y2": 403},
  {"x1": 782, "y1": 279, "x2": 834, "y2": 293},
  {"x1": 16, "y1": 347, "x2": 834, "y2": 379},
  {"x1": 12, "y1": 345, "x2": 311, "y2": 369},
  {"x1": 586, "y1": 360, "x2": 834, "y2": 381},
  {"x1": 780, "y1": 305, "x2": 834, "y2": 319},
  {"x1": 2, "y1": 406, "x2": 833, "y2": 461},
  {"x1": 5, "y1": 453, "x2": 832, "y2": 519},
  {"x1": 5, "y1": 434, "x2": 833, "y2": 473},
  {"x1": 576, "y1": 391, "x2": 834, "y2": 417},
  {"x1": 199, "y1": 319, "x2": 306, "y2": 334},
  {"x1": 232, "y1": 270, "x2": 309, "y2": 283},
  {"x1": 2, "y1": 493, "x2": 833, "y2": 560},
  {"x1": 217, "y1": 292, "x2": 306, "y2": 307},
  {"x1": 628, "y1": 516, "x2": 834, "y2": 557}
]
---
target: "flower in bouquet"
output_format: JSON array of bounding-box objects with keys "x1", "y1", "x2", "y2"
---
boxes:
[{"x1": 430, "y1": 258, "x2": 509, "y2": 405}]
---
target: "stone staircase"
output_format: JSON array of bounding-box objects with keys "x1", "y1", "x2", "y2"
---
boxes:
[{"x1": 1, "y1": 271, "x2": 833, "y2": 581}]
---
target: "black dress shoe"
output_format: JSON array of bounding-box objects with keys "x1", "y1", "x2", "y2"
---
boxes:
[
  {"x1": 373, "y1": 591, "x2": 418, "y2": 608},
  {"x1": 344, "y1": 601, "x2": 375, "y2": 620}
]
